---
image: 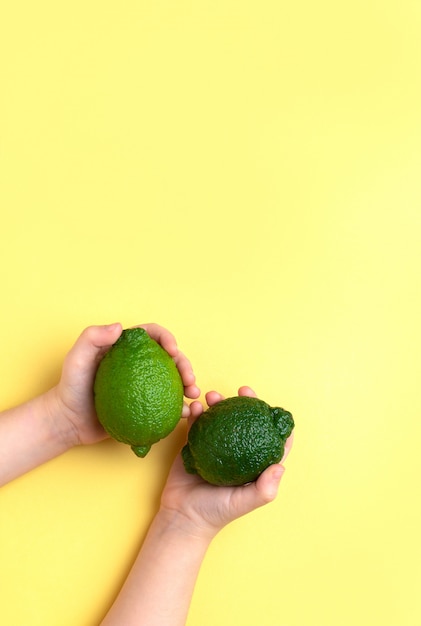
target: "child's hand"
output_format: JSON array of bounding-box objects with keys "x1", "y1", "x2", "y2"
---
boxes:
[
  {"x1": 49, "y1": 323, "x2": 200, "y2": 448},
  {"x1": 159, "y1": 386, "x2": 293, "y2": 540}
]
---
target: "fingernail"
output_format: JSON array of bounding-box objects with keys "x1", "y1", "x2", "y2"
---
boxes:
[
  {"x1": 105, "y1": 323, "x2": 121, "y2": 331},
  {"x1": 272, "y1": 465, "x2": 285, "y2": 481},
  {"x1": 265, "y1": 466, "x2": 285, "y2": 500}
]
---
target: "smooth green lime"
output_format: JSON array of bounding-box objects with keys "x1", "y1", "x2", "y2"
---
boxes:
[
  {"x1": 182, "y1": 396, "x2": 294, "y2": 485},
  {"x1": 94, "y1": 327, "x2": 184, "y2": 457}
]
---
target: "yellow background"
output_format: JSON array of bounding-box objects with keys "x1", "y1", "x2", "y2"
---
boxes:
[{"x1": 1, "y1": 1, "x2": 420, "y2": 625}]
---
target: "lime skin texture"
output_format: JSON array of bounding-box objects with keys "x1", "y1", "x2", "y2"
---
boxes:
[
  {"x1": 94, "y1": 327, "x2": 184, "y2": 457},
  {"x1": 182, "y1": 396, "x2": 294, "y2": 486}
]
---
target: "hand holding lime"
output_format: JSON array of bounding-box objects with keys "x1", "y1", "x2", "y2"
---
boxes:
[
  {"x1": 182, "y1": 396, "x2": 294, "y2": 486},
  {"x1": 94, "y1": 327, "x2": 184, "y2": 457}
]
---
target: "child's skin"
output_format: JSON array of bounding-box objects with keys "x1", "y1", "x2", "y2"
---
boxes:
[{"x1": 0, "y1": 323, "x2": 292, "y2": 626}]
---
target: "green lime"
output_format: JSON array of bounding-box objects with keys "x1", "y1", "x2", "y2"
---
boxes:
[
  {"x1": 182, "y1": 396, "x2": 294, "y2": 485},
  {"x1": 94, "y1": 327, "x2": 184, "y2": 457}
]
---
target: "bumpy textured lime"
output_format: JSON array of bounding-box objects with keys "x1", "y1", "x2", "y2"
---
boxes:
[
  {"x1": 182, "y1": 396, "x2": 294, "y2": 486},
  {"x1": 94, "y1": 328, "x2": 184, "y2": 457}
]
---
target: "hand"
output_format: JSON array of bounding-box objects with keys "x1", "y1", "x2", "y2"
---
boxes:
[
  {"x1": 47, "y1": 323, "x2": 200, "y2": 448},
  {"x1": 159, "y1": 386, "x2": 293, "y2": 540}
]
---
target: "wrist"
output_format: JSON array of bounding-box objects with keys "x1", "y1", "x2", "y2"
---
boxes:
[
  {"x1": 40, "y1": 386, "x2": 80, "y2": 451},
  {"x1": 154, "y1": 506, "x2": 218, "y2": 546}
]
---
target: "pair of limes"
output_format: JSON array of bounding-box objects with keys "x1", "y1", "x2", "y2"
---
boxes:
[{"x1": 94, "y1": 327, "x2": 294, "y2": 485}]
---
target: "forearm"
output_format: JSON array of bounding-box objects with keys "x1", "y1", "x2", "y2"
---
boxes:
[
  {"x1": 0, "y1": 388, "x2": 73, "y2": 487},
  {"x1": 101, "y1": 509, "x2": 215, "y2": 626}
]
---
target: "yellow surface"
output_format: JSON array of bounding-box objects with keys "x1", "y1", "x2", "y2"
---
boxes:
[{"x1": 1, "y1": 1, "x2": 420, "y2": 625}]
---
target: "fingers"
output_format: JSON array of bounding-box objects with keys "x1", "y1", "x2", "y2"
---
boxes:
[
  {"x1": 138, "y1": 323, "x2": 178, "y2": 357},
  {"x1": 184, "y1": 385, "x2": 259, "y2": 432},
  {"x1": 205, "y1": 386, "x2": 257, "y2": 407},
  {"x1": 173, "y1": 351, "x2": 200, "y2": 399},
  {"x1": 185, "y1": 400, "x2": 204, "y2": 429},
  {"x1": 238, "y1": 386, "x2": 257, "y2": 398},
  {"x1": 188, "y1": 400, "x2": 204, "y2": 419},
  {"x1": 205, "y1": 390, "x2": 225, "y2": 406},
  {"x1": 139, "y1": 323, "x2": 200, "y2": 400}
]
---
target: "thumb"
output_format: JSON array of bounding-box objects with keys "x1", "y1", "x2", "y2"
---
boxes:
[
  {"x1": 229, "y1": 464, "x2": 285, "y2": 519},
  {"x1": 254, "y1": 464, "x2": 285, "y2": 503},
  {"x1": 63, "y1": 323, "x2": 122, "y2": 379}
]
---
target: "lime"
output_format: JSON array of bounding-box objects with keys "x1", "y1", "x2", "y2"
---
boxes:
[
  {"x1": 182, "y1": 396, "x2": 294, "y2": 485},
  {"x1": 94, "y1": 327, "x2": 184, "y2": 457}
]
